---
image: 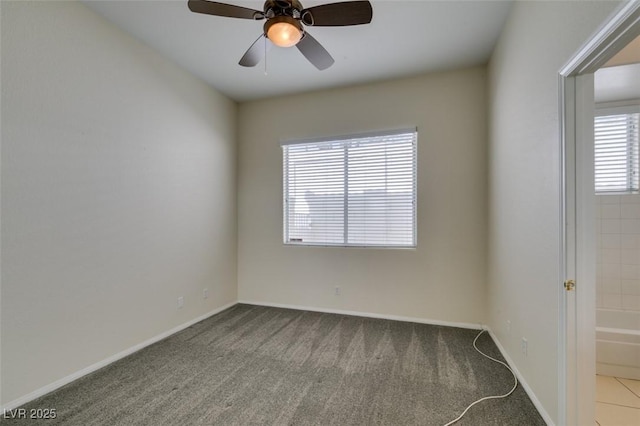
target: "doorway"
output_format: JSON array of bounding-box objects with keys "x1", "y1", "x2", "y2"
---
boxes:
[
  {"x1": 561, "y1": 2, "x2": 640, "y2": 425},
  {"x1": 593, "y1": 36, "x2": 640, "y2": 425}
]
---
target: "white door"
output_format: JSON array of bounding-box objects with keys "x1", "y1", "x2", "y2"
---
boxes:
[
  {"x1": 561, "y1": 73, "x2": 596, "y2": 426},
  {"x1": 575, "y1": 73, "x2": 597, "y2": 426}
]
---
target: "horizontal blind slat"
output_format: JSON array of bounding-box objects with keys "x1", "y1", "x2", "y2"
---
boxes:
[
  {"x1": 594, "y1": 113, "x2": 640, "y2": 193},
  {"x1": 283, "y1": 130, "x2": 417, "y2": 246}
]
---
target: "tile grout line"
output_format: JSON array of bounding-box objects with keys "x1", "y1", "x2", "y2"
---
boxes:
[
  {"x1": 614, "y1": 377, "x2": 640, "y2": 399},
  {"x1": 597, "y1": 401, "x2": 640, "y2": 410},
  {"x1": 596, "y1": 375, "x2": 640, "y2": 426}
]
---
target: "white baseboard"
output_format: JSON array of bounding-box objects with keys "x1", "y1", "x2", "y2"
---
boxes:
[
  {"x1": 1, "y1": 301, "x2": 237, "y2": 412},
  {"x1": 486, "y1": 328, "x2": 554, "y2": 426},
  {"x1": 597, "y1": 362, "x2": 640, "y2": 381},
  {"x1": 238, "y1": 299, "x2": 483, "y2": 330}
]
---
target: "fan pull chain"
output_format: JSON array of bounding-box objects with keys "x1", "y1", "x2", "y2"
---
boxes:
[{"x1": 264, "y1": 35, "x2": 268, "y2": 76}]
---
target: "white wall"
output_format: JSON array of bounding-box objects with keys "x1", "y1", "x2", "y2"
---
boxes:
[
  {"x1": 238, "y1": 68, "x2": 488, "y2": 325},
  {"x1": 487, "y1": 1, "x2": 621, "y2": 423},
  {"x1": 1, "y1": 1, "x2": 237, "y2": 405},
  {"x1": 595, "y1": 64, "x2": 640, "y2": 103}
]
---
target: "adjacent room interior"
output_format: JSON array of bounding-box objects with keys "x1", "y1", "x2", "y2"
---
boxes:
[
  {"x1": 1, "y1": 0, "x2": 633, "y2": 425},
  {"x1": 593, "y1": 34, "x2": 640, "y2": 425}
]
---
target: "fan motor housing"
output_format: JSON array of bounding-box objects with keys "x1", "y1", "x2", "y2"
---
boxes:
[{"x1": 263, "y1": 0, "x2": 303, "y2": 15}]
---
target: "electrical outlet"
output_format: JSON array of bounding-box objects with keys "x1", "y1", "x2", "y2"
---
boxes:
[
  {"x1": 203, "y1": 288, "x2": 208, "y2": 299},
  {"x1": 177, "y1": 296, "x2": 184, "y2": 309},
  {"x1": 521, "y1": 337, "x2": 528, "y2": 357},
  {"x1": 506, "y1": 320, "x2": 511, "y2": 334},
  {"x1": 335, "y1": 286, "x2": 341, "y2": 296}
]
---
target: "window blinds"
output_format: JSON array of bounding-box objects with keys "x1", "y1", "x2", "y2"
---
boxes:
[
  {"x1": 594, "y1": 113, "x2": 640, "y2": 194},
  {"x1": 282, "y1": 129, "x2": 417, "y2": 247}
]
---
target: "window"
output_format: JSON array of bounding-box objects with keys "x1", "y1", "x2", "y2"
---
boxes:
[
  {"x1": 282, "y1": 129, "x2": 417, "y2": 247},
  {"x1": 594, "y1": 110, "x2": 640, "y2": 194}
]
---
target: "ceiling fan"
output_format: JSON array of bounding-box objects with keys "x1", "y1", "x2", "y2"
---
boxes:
[{"x1": 187, "y1": 0, "x2": 373, "y2": 70}]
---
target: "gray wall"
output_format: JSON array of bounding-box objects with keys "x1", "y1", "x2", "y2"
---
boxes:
[{"x1": 1, "y1": 1, "x2": 237, "y2": 405}]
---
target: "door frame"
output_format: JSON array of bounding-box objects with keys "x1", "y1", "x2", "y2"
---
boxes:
[{"x1": 559, "y1": 1, "x2": 640, "y2": 424}]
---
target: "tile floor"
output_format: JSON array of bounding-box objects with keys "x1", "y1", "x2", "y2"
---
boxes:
[{"x1": 596, "y1": 375, "x2": 640, "y2": 425}]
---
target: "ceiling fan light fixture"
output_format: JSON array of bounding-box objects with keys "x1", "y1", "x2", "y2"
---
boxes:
[{"x1": 264, "y1": 16, "x2": 303, "y2": 48}]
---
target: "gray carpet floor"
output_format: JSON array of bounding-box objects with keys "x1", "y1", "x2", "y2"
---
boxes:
[{"x1": 2, "y1": 304, "x2": 546, "y2": 425}]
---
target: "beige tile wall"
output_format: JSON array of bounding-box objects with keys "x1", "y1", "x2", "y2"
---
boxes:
[{"x1": 596, "y1": 194, "x2": 640, "y2": 311}]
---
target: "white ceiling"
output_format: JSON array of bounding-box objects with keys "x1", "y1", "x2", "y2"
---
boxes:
[{"x1": 84, "y1": 0, "x2": 513, "y2": 102}]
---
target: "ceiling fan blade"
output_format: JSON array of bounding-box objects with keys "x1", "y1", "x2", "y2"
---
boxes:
[
  {"x1": 239, "y1": 34, "x2": 273, "y2": 67},
  {"x1": 296, "y1": 32, "x2": 334, "y2": 70},
  {"x1": 301, "y1": 1, "x2": 372, "y2": 26},
  {"x1": 188, "y1": 0, "x2": 264, "y2": 20}
]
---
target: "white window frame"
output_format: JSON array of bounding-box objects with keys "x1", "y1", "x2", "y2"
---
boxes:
[
  {"x1": 594, "y1": 101, "x2": 640, "y2": 194},
  {"x1": 281, "y1": 128, "x2": 417, "y2": 248}
]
